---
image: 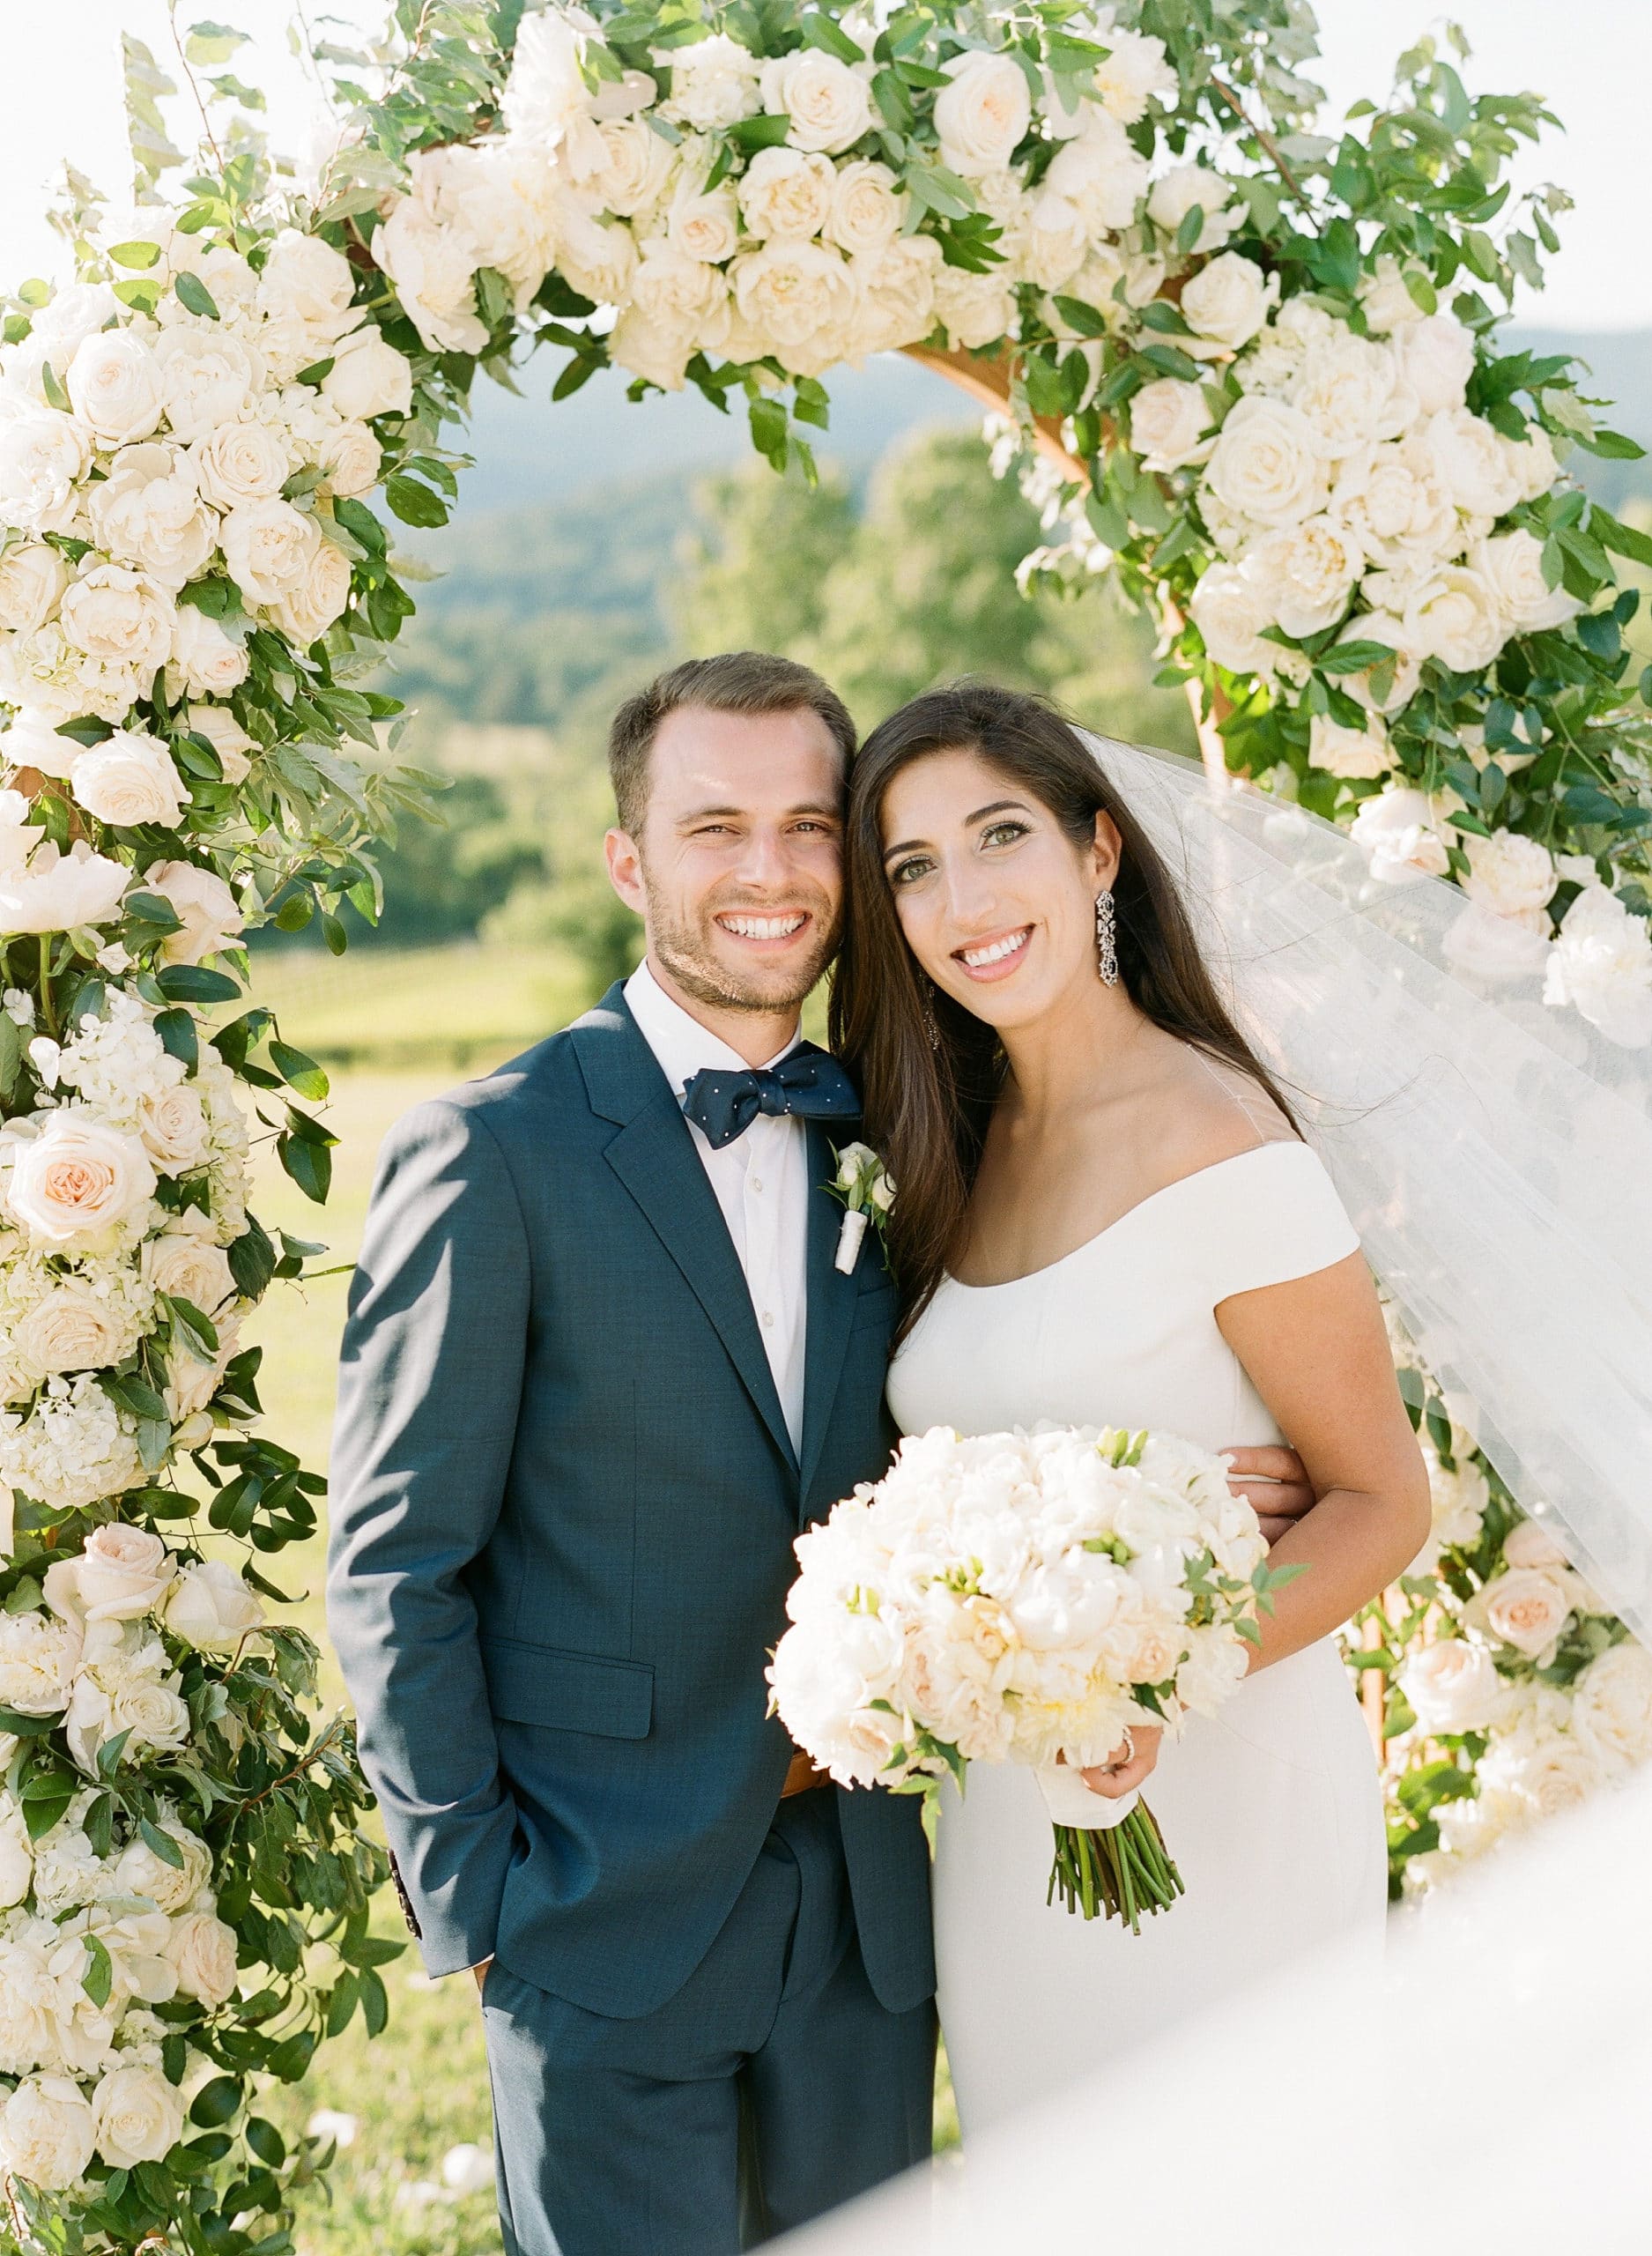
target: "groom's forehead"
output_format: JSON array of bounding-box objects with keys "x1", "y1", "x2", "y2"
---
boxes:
[{"x1": 649, "y1": 701, "x2": 848, "y2": 815}]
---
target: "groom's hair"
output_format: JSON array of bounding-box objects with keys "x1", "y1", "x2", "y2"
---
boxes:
[{"x1": 608, "y1": 652, "x2": 856, "y2": 835}]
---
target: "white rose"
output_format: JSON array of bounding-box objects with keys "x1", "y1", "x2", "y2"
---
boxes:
[
  {"x1": 1460, "y1": 829, "x2": 1556, "y2": 919},
  {"x1": 1358, "y1": 255, "x2": 1427, "y2": 333},
  {"x1": 91, "y1": 2060, "x2": 185, "y2": 2168},
  {"x1": 87, "y1": 442, "x2": 217, "y2": 590},
  {"x1": 608, "y1": 307, "x2": 695, "y2": 393},
  {"x1": 737, "y1": 146, "x2": 836, "y2": 242},
  {"x1": 1248, "y1": 514, "x2": 1364, "y2": 638},
  {"x1": 1399, "y1": 1638, "x2": 1508, "y2": 1736},
  {"x1": 1473, "y1": 528, "x2": 1581, "y2": 632},
  {"x1": 1088, "y1": 21, "x2": 1176, "y2": 124},
  {"x1": 0, "y1": 1798, "x2": 33, "y2": 1909},
  {"x1": 659, "y1": 33, "x2": 763, "y2": 131},
  {"x1": 1404, "y1": 564, "x2": 1508, "y2": 673},
  {"x1": 411, "y1": 140, "x2": 560, "y2": 311},
  {"x1": 1202, "y1": 396, "x2": 1329, "y2": 530},
  {"x1": 169, "y1": 605, "x2": 250, "y2": 700},
  {"x1": 1189, "y1": 557, "x2": 1273, "y2": 672},
  {"x1": 59, "y1": 563, "x2": 174, "y2": 673},
  {"x1": 0, "y1": 1611, "x2": 81, "y2": 1715},
  {"x1": 1393, "y1": 313, "x2": 1476, "y2": 415},
  {"x1": 1443, "y1": 900, "x2": 1552, "y2": 983},
  {"x1": 374, "y1": 197, "x2": 487, "y2": 356},
  {"x1": 1042, "y1": 114, "x2": 1149, "y2": 234},
  {"x1": 0, "y1": 2075, "x2": 97, "y2": 2190},
  {"x1": 138, "y1": 1083, "x2": 211, "y2": 1174},
  {"x1": 933, "y1": 266, "x2": 1017, "y2": 352},
  {"x1": 1571, "y1": 1642, "x2": 1652, "y2": 1774},
  {"x1": 760, "y1": 48, "x2": 873, "y2": 154},
  {"x1": 1543, "y1": 885, "x2": 1652, "y2": 1049},
  {"x1": 6, "y1": 1113, "x2": 158, "y2": 1249},
  {"x1": 666, "y1": 184, "x2": 740, "y2": 265},
  {"x1": 256, "y1": 229, "x2": 356, "y2": 338},
  {"x1": 846, "y1": 238, "x2": 940, "y2": 360},
  {"x1": 934, "y1": 49, "x2": 1033, "y2": 177},
  {"x1": 113, "y1": 1818, "x2": 211, "y2": 1914},
  {"x1": 314, "y1": 418, "x2": 380, "y2": 501},
  {"x1": 163, "y1": 1907, "x2": 239, "y2": 2006},
  {"x1": 32, "y1": 281, "x2": 122, "y2": 358},
  {"x1": 1308, "y1": 713, "x2": 1391, "y2": 780},
  {"x1": 68, "y1": 1665, "x2": 191, "y2": 1773},
  {"x1": 1179, "y1": 253, "x2": 1274, "y2": 351},
  {"x1": 150, "y1": 327, "x2": 262, "y2": 443},
  {"x1": 1024, "y1": 195, "x2": 1088, "y2": 292},
  {"x1": 66, "y1": 330, "x2": 164, "y2": 446},
  {"x1": 56, "y1": 1525, "x2": 174, "y2": 1623},
  {"x1": 824, "y1": 160, "x2": 904, "y2": 258},
  {"x1": 140, "y1": 857, "x2": 244, "y2": 967},
  {"x1": 587, "y1": 117, "x2": 675, "y2": 219},
  {"x1": 1, "y1": 713, "x2": 79, "y2": 779},
  {"x1": 1503, "y1": 421, "x2": 1558, "y2": 503},
  {"x1": 1476, "y1": 1567, "x2": 1577, "y2": 1659},
  {"x1": 320, "y1": 323, "x2": 414, "y2": 422},
  {"x1": 164, "y1": 1559, "x2": 263, "y2": 1650},
  {"x1": 1423, "y1": 405, "x2": 1522, "y2": 520},
  {"x1": 1500, "y1": 1518, "x2": 1568, "y2": 1570},
  {"x1": 1332, "y1": 440, "x2": 1457, "y2": 575},
  {"x1": 142, "y1": 1227, "x2": 236, "y2": 1314},
  {"x1": 268, "y1": 536, "x2": 352, "y2": 647},
  {"x1": 1146, "y1": 164, "x2": 1236, "y2": 249},
  {"x1": 189, "y1": 418, "x2": 291, "y2": 510},
  {"x1": 70, "y1": 728, "x2": 189, "y2": 829},
  {"x1": 1129, "y1": 378, "x2": 1211, "y2": 472},
  {"x1": 1336, "y1": 610, "x2": 1423, "y2": 714},
  {"x1": 182, "y1": 704, "x2": 253, "y2": 784},
  {"x1": 730, "y1": 239, "x2": 857, "y2": 360},
  {"x1": 0, "y1": 827, "x2": 130, "y2": 933},
  {"x1": 552, "y1": 199, "x2": 639, "y2": 308},
  {"x1": 1348, "y1": 785, "x2": 1452, "y2": 885},
  {"x1": 220, "y1": 497, "x2": 322, "y2": 607},
  {"x1": 1292, "y1": 331, "x2": 1414, "y2": 456},
  {"x1": 0, "y1": 543, "x2": 70, "y2": 634},
  {"x1": 166, "y1": 1307, "x2": 240, "y2": 1422},
  {"x1": 15, "y1": 1286, "x2": 132, "y2": 1378},
  {"x1": 0, "y1": 412, "x2": 93, "y2": 536}
]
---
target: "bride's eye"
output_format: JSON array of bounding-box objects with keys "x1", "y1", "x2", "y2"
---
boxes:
[
  {"x1": 982, "y1": 820, "x2": 1029, "y2": 850},
  {"x1": 888, "y1": 855, "x2": 934, "y2": 887}
]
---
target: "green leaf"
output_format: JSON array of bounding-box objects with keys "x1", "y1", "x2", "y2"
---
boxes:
[
  {"x1": 801, "y1": 11, "x2": 863, "y2": 64},
  {"x1": 246, "y1": 2116, "x2": 286, "y2": 2169},
  {"x1": 269, "y1": 1038, "x2": 330, "y2": 1102},
  {"x1": 330, "y1": 495, "x2": 385, "y2": 556},
  {"x1": 107, "y1": 239, "x2": 163, "y2": 271},
  {"x1": 383, "y1": 473, "x2": 450, "y2": 529},
  {"x1": 156, "y1": 962, "x2": 241, "y2": 1005},
  {"x1": 154, "y1": 1007, "x2": 198, "y2": 1070},
  {"x1": 727, "y1": 113, "x2": 792, "y2": 152},
  {"x1": 40, "y1": 360, "x2": 71, "y2": 412},
  {"x1": 278, "y1": 1132, "x2": 332, "y2": 1204},
  {"x1": 138, "y1": 1815, "x2": 186, "y2": 1870},
  {"x1": 1574, "y1": 426, "x2": 1645, "y2": 462},
  {"x1": 189, "y1": 2075, "x2": 242, "y2": 2129},
  {"x1": 1051, "y1": 295, "x2": 1108, "y2": 339},
  {"x1": 174, "y1": 271, "x2": 219, "y2": 321},
  {"x1": 82, "y1": 1933, "x2": 114, "y2": 2008}
]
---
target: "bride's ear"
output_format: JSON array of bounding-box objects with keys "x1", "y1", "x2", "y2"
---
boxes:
[{"x1": 1091, "y1": 810, "x2": 1122, "y2": 891}]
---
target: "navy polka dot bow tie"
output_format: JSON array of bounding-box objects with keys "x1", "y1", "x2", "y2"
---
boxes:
[{"x1": 680, "y1": 1045, "x2": 862, "y2": 1151}]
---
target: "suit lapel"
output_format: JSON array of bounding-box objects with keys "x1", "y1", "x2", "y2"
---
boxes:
[
  {"x1": 573, "y1": 987, "x2": 799, "y2": 1476},
  {"x1": 799, "y1": 1120, "x2": 861, "y2": 1507}
]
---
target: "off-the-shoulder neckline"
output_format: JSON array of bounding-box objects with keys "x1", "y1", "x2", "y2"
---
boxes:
[{"x1": 943, "y1": 1139, "x2": 1318, "y2": 1294}]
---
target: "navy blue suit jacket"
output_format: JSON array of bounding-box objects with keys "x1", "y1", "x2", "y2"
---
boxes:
[{"x1": 326, "y1": 983, "x2": 935, "y2": 2020}]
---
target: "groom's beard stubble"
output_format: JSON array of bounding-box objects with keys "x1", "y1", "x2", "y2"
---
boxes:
[{"x1": 642, "y1": 874, "x2": 841, "y2": 1018}]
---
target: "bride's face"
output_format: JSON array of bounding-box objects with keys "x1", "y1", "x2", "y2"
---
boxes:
[{"x1": 878, "y1": 748, "x2": 1117, "y2": 1032}]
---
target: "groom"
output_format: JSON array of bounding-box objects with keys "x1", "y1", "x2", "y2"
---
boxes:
[{"x1": 327, "y1": 649, "x2": 1318, "y2": 2253}]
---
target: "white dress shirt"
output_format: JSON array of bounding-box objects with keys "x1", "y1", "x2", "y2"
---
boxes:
[{"x1": 625, "y1": 961, "x2": 810, "y2": 1454}]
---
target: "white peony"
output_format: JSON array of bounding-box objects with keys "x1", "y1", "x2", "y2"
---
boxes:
[
  {"x1": 256, "y1": 229, "x2": 358, "y2": 352},
  {"x1": 1129, "y1": 377, "x2": 1212, "y2": 472},
  {"x1": 1543, "y1": 885, "x2": 1652, "y2": 1048},
  {"x1": 66, "y1": 330, "x2": 164, "y2": 446},
  {"x1": 1042, "y1": 114, "x2": 1150, "y2": 234},
  {"x1": 219, "y1": 496, "x2": 322, "y2": 607},
  {"x1": 1201, "y1": 396, "x2": 1329, "y2": 530},
  {"x1": 1308, "y1": 713, "x2": 1391, "y2": 781},
  {"x1": 183, "y1": 703, "x2": 254, "y2": 784},
  {"x1": 824, "y1": 160, "x2": 905, "y2": 258},
  {"x1": 847, "y1": 237, "x2": 940, "y2": 360},
  {"x1": 59, "y1": 562, "x2": 175, "y2": 675},
  {"x1": 737, "y1": 145, "x2": 836, "y2": 242},
  {"x1": 1180, "y1": 253, "x2": 1274, "y2": 351},
  {"x1": 0, "y1": 412, "x2": 93, "y2": 536},
  {"x1": 91, "y1": 2060, "x2": 185, "y2": 2168},
  {"x1": 932, "y1": 265, "x2": 1017, "y2": 352},
  {"x1": 1460, "y1": 830, "x2": 1557, "y2": 920},
  {"x1": 761, "y1": 48, "x2": 873, "y2": 154},
  {"x1": 1086, "y1": 17, "x2": 1176, "y2": 124},
  {"x1": 164, "y1": 1558, "x2": 264, "y2": 1649},
  {"x1": 0, "y1": 542, "x2": 70, "y2": 634},
  {"x1": 1189, "y1": 556, "x2": 1274, "y2": 672},
  {"x1": 113, "y1": 1815, "x2": 211, "y2": 1915},
  {"x1": 1348, "y1": 785, "x2": 1452, "y2": 885},
  {"x1": 268, "y1": 536, "x2": 352, "y2": 647},
  {"x1": 190, "y1": 417, "x2": 291, "y2": 510},
  {"x1": 0, "y1": 1797, "x2": 33, "y2": 1908},
  {"x1": 0, "y1": 1610, "x2": 82, "y2": 1715},
  {"x1": 933, "y1": 49, "x2": 1033, "y2": 177},
  {"x1": 6, "y1": 1112, "x2": 158, "y2": 1249},
  {"x1": 150, "y1": 326, "x2": 262, "y2": 442},
  {"x1": 0, "y1": 712, "x2": 78, "y2": 779},
  {"x1": 1146, "y1": 164, "x2": 1236, "y2": 249},
  {"x1": 1422, "y1": 405, "x2": 1522, "y2": 520},
  {"x1": 607, "y1": 306, "x2": 697, "y2": 393},
  {"x1": 70, "y1": 728, "x2": 189, "y2": 829},
  {"x1": 1399, "y1": 1638, "x2": 1508, "y2": 1736},
  {"x1": 321, "y1": 323, "x2": 414, "y2": 422},
  {"x1": 552, "y1": 199, "x2": 639, "y2": 308},
  {"x1": 1473, "y1": 528, "x2": 1582, "y2": 632},
  {"x1": 163, "y1": 1906, "x2": 239, "y2": 2006},
  {"x1": 0, "y1": 807, "x2": 129, "y2": 931},
  {"x1": 1570, "y1": 1642, "x2": 1652, "y2": 1774},
  {"x1": 1291, "y1": 330, "x2": 1414, "y2": 455},
  {"x1": 1332, "y1": 440, "x2": 1458, "y2": 576},
  {"x1": 1247, "y1": 514, "x2": 1364, "y2": 638},
  {"x1": 658, "y1": 33, "x2": 764, "y2": 132},
  {"x1": 374, "y1": 197, "x2": 486, "y2": 356},
  {"x1": 1502, "y1": 420, "x2": 1559, "y2": 504},
  {"x1": 1403, "y1": 565, "x2": 1508, "y2": 673},
  {"x1": 0, "y1": 2075, "x2": 98, "y2": 2190},
  {"x1": 1444, "y1": 898, "x2": 1552, "y2": 983},
  {"x1": 730, "y1": 240, "x2": 857, "y2": 367},
  {"x1": 1392, "y1": 313, "x2": 1476, "y2": 415},
  {"x1": 87, "y1": 442, "x2": 217, "y2": 590}
]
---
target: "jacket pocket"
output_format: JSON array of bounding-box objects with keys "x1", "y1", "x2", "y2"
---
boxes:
[{"x1": 478, "y1": 1634, "x2": 654, "y2": 1740}]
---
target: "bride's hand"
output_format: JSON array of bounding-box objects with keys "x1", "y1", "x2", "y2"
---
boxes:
[{"x1": 1077, "y1": 1724, "x2": 1162, "y2": 1800}]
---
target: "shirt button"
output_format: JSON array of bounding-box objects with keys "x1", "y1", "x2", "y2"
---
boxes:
[
  {"x1": 752, "y1": 1177, "x2": 763, "y2": 1192},
  {"x1": 761, "y1": 1311, "x2": 774, "y2": 1328}
]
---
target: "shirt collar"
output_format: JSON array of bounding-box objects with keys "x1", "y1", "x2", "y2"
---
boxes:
[{"x1": 624, "y1": 960, "x2": 801, "y2": 1110}]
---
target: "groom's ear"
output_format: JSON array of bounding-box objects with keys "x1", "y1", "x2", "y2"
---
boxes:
[{"x1": 605, "y1": 827, "x2": 647, "y2": 916}]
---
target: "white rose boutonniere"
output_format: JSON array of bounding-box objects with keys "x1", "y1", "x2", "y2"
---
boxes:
[{"x1": 828, "y1": 1140, "x2": 894, "y2": 1275}]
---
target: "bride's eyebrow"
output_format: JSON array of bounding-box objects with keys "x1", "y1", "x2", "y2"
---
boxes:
[{"x1": 882, "y1": 799, "x2": 1032, "y2": 862}]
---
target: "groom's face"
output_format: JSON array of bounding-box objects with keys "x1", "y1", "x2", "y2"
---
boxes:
[{"x1": 606, "y1": 701, "x2": 845, "y2": 1017}]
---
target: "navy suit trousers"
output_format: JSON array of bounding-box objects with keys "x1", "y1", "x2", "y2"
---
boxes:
[{"x1": 480, "y1": 1789, "x2": 936, "y2": 2255}]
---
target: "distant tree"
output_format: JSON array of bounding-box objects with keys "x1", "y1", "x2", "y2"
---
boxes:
[{"x1": 675, "y1": 462, "x2": 857, "y2": 662}]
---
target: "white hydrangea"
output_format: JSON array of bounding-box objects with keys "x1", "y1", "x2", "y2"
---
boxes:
[{"x1": 0, "y1": 1375, "x2": 144, "y2": 1518}]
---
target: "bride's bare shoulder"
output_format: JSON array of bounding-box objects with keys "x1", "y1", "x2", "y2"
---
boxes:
[{"x1": 1145, "y1": 1043, "x2": 1298, "y2": 1183}]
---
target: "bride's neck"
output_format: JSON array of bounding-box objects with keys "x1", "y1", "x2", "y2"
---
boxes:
[{"x1": 997, "y1": 977, "x2": 1155, "y2": 1120}]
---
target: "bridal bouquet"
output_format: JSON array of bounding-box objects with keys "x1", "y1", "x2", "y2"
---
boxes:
[{"x1": 770, "y1": 1423, "x2": 1301, "y2": 1933}]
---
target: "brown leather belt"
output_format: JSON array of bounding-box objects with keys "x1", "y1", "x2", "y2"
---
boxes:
[{"x1": 781, "y1": 1748, "x2": 829, "y2": 1798}]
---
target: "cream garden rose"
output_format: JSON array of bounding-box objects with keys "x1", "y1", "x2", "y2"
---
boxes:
[
  {"x1": 182, "y1": 703, "x2": 254, "y2": 784},
  {"x1": 91, "y1": 2059, "x2": 186, "y2": 2168},
  {"x1": 65, "y1": 330, "x2": 164, "y2": 447},
  {"x1": 1201, "y1": 397, "x2": 1329, "y2": 530},
  {"x1": 14, "y1": 1285, "x2": 136, "y2": 1379},
  {"x1": 164, "y1": 1559, "x2": 264, "y2": 1650},
  {"x1": 70, "y1": 728, "x2": 189, "y2": 830},
  {"x1": 1349, "y1": 785, "x2": 1452, "y2": 885},
  {"x1": 5, "y1": 1114, "x2": 158, "y2": 1250},
  {"x1": 824, "y1": 160, "x2": 905, "y2": 257},
  {"x1": 0, "y1": 2076, "x2": 97, "y2": 2190},
  {"x1": 1129, "y1": 377, "x2": 1211, "y2": 471},
  {"x1": 85, "y1": 444, "x2": 217, "y2": 589},
  {"x1": 737, "y1": 145, "x2": 836, "y2": 241},
  {"x1": 0, "y1": 540, "x2": 69, "y2": 634},
  {"x1": 163, "y1": 1905, "x2": 240, "y2": 2007},
  {"x1": 1399, "y1": 1638, "x2": 1508, "y2": 1736},
  {"x1": 1180, "y1": 252, "x2": 1274, "y2": 351},
  {"x1": 760, "y1": 48, "x2": 873, "y2": 154},
  {"x1": 190, "y1": 418, "x2": 292, "y2": 510},
  {"x1": 1308, "y1": 713, "x2": 1391, "y2": 780},
  {"x1": 934, "y1": 49, "x2": 1033, "y2": 175},
  {"x1": 141, "y1": 1226, "x2": 237, "y2": 1314},
  {"x1": 170, "y1": 605, "x2": 251, "y2": 700},
  {"x1": 60, "y1": 564, "x2": 175, "y2": 676},
  {"x1": 1460, "y1": 831, "x2": 1557, "y2": 920},
  {"x1": 48, "y1": 1525, "x2": 174, "y2": 1623},
  {"x1": 219, "y1": 497, "x2": 322, "y2": 607},
  {"x1": 141, "y1": 857, "x2": 244, "y2": 966},
  {"x1": 1470, "y1": 1567, "x2": 1577, "y2": 1660},
  {"x1": 269, "y1": 536, "x2": 353, "y2": 647},
  {"x1": 320, "y1": 323, "x2": 415, "y2": 421}
]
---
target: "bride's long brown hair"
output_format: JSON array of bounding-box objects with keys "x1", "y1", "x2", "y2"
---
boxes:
[{"x1": 830, "y1": 682, "x2": 1298, "y2": 1342}]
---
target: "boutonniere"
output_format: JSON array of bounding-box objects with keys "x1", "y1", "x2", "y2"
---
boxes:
[{"x1": 827, "y1": 1140, "x2": 895, "y2": 1275}]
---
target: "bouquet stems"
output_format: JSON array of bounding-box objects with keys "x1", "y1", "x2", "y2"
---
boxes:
[{"x1": 1048, "y1": 1801, "x2": 1185, "y2": 1933}]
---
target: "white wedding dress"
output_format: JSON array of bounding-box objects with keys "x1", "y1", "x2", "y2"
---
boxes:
[{"x1": 885, "y1": 1139, "x2": 1388, "y2": 2137}]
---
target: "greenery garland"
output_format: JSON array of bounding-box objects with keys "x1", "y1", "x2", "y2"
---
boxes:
[{"x1": 0, "y1": 0, "x2": 1647, "y2": 2241}]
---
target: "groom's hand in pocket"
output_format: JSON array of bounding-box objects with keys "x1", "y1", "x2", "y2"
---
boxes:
[
  {"x1": 1223, "y1": 1443, "x2": 1315, "y2": 1546},
  {"x1": 470, "y1": 1958, "x2": 493, "y2": 1995}
]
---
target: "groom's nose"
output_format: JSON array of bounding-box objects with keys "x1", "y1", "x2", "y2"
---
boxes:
[{"x1": 734, "y1": 823, "x2": 795, "y2": 889}]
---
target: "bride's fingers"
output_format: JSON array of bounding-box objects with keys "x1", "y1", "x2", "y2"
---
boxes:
[{"x1": 1078, "y1": 1751, "x2": 1151, "y2": 1798}]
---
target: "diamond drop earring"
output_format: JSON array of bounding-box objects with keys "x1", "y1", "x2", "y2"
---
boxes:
[{"x1": 1095, "y1": 889, "x2": 1120, "y2": 986}]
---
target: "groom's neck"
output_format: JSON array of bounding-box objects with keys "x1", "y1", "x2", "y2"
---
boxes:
[{"x1": 644, "y1": 953, "x2": 801, "y2": 1068}]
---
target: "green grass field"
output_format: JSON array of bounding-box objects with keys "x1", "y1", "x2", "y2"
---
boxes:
[{"x1": 241, "y1": 942, "x2": 954, "y2": 2252}]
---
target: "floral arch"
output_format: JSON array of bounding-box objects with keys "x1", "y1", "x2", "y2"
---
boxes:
[{"x1": 0, "y1": 0, "x2": 1648, "y2": 2241}]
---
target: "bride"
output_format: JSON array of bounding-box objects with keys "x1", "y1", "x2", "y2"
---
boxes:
[{"x1": 831, "y1": 680, "x2": 1432, "y2": 2135}]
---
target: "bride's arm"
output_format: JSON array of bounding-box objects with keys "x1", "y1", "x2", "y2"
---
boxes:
[{"x1": 1214, "y1": 1251, "x2": 1431, "y2": 1671}]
